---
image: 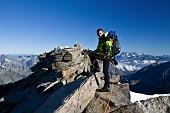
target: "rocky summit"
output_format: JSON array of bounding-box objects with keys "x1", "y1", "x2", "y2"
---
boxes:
[{"x1": 0, "y1": 44, "x2": 170, "y2": 113}]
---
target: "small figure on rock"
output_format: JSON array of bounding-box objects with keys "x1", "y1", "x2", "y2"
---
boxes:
[{"x1": 89, "y1": 28, "x2": 121, "y2": 92}]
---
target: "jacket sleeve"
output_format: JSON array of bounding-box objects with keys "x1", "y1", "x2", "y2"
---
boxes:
[{"x1": 92, "y1": 40, "x2": 104, "y2": 55}]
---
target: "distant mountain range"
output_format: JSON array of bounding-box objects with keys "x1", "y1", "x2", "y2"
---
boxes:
[
  {"x1": 115, "y1": 52, "x2": 170, "y2": 75},
  {"x1": 0, "y1": 52, "x2": 170, "y2": 85},
  {"x1": 0, "y1": 54, "x2": 38, "y2": 85},
  {"x1": 124, "y1": 61, "x2": 170, "y2": 94}
]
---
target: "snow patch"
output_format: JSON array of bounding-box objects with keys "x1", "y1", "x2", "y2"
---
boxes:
[
  {"x1": 0, "y1": 65, "x2": 5, "y2": 68},
  {"x1": 143, "y1": 60, "x2": 155, "y2": 64},
  {"x1": 134, "y1": 60, "x2": 138, "y2": 64},
  {"x1": 116, "y1": 63, "x2": 126, "y2": 71},
  {"x1": 116, "y1": 63, "x2": 140, "y2": 72},
  {"x1": 130, "y1": 91, "x2": 170, "y2": 103},
  {"x1": 125, "y1": 65, "x2": 138, "y2": 71},
  {"x1": 4, "y1": 58, "x2": 12, "y2": 63}
]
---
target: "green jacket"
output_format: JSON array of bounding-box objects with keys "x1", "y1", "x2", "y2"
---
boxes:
[{"x1": 92, "y1": 32, "x2": 113, "y2": 58}]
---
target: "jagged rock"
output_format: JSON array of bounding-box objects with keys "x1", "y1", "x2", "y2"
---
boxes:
[
  {"x1": 104, "y1": 75, "x2": 120, "y2": 84},
  {"x1": 63, "y1": 52, "x2": 72, "y2": 61},
  {"x1": 34, "y1": 72, "x2": 104, "y2": 113},
  {"x1": 1, "y1": 44, "x2": 170, "y2": 113},
  {"x1": 111, "y1": 96, "x2": 170, "y2": 113},
  {"x1": 31, "y1": 44, "x2": 85, "y2": 72},
  {"x1": 84, "y1": 83, "x2": 130, "y2": 113},
  {"x1": 51, "y1": 62, "x2": 72, "y2": 70},
  {"x1": 0, "y1": 44, "x2": 105, "y2": 113},
  {"x1": 39, "y1": 53, "x2": 46, "y2": 62},
  {"x1": 61, "y1": 59, "x2": 90, "y2": 79},
  {"x1": 52, "y1": 54, "x2": 63, "y2": 62},
  {"x1": 96, "y1": 83, "x2": 130, "y2": 106},
  {"x1": 83, "y1": 96, "x2": 109, "y2": 113}
]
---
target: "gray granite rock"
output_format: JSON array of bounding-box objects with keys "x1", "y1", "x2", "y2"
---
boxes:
[
  {"x1": 0, "y1": 45, "x2": 103, "y2": 113},
  {"x1": 84, "y1": 83, "x2": 130, "y2": 113},
  {"x1": 34, "y1": 72, "x2": 104, "y2": 113},
  {"x1": 111, "y1": 96, "x2": 170, "y2": 113}
]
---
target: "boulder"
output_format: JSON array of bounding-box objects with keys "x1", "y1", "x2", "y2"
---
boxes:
[
  {"x1": 2, "y1": 44, "x2": 169, "y2": 113},
  {"x1": 34, "y1": 72, "x2": 104, "y2": 113},
  {"x1": 111, "y1": 96, "x2": 170, "y2": 113},
  {"x1": 84, "y1": 83, "x2": 130, "y2": 113}
]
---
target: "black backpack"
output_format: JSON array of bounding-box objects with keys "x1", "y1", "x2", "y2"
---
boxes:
[{"x1": 108, "y1": 31, "x2": 121, "y2": 56}]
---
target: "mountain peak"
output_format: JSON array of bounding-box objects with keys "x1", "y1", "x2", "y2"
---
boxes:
[
  {"x1": 125, "y1": 61, "x2": 170, "y2": 94},
  {"x1": 0, "y1": 45, "x2": 170, "y2": 113}
]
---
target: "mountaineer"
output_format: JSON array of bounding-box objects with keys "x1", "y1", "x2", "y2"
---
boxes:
[{"x1": 89, "y1": 28, "x2": 121, "y2": 92}]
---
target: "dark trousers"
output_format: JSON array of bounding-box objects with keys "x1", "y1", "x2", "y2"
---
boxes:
[
  {"x1": 89, "y1": 54, "x2": 99, "y2": 70},
  {"x1": 89, "y1": 54, "x2": 111, "y2": 88},
  {"x1": 103, "y1": 60, "x2": 111, "y2": 88}
]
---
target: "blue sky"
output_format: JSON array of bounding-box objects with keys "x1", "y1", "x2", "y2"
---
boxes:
[{"x1": 0, "y1": 0, "x2": 170, "y2": 55}]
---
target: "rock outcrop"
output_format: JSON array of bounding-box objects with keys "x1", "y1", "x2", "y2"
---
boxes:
[
  {"x1": 0, "y1": 44, "x2": 169, "y2": 113},
  {"x1": 0, "y1": 44, "x2": 106, "y2": 113},
  {"x1": 84, "y1": 83, "x2": 130, "y2": 113},
  {"x1": 111, "y1": 96, "x2": 170, "y2": 113}
]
